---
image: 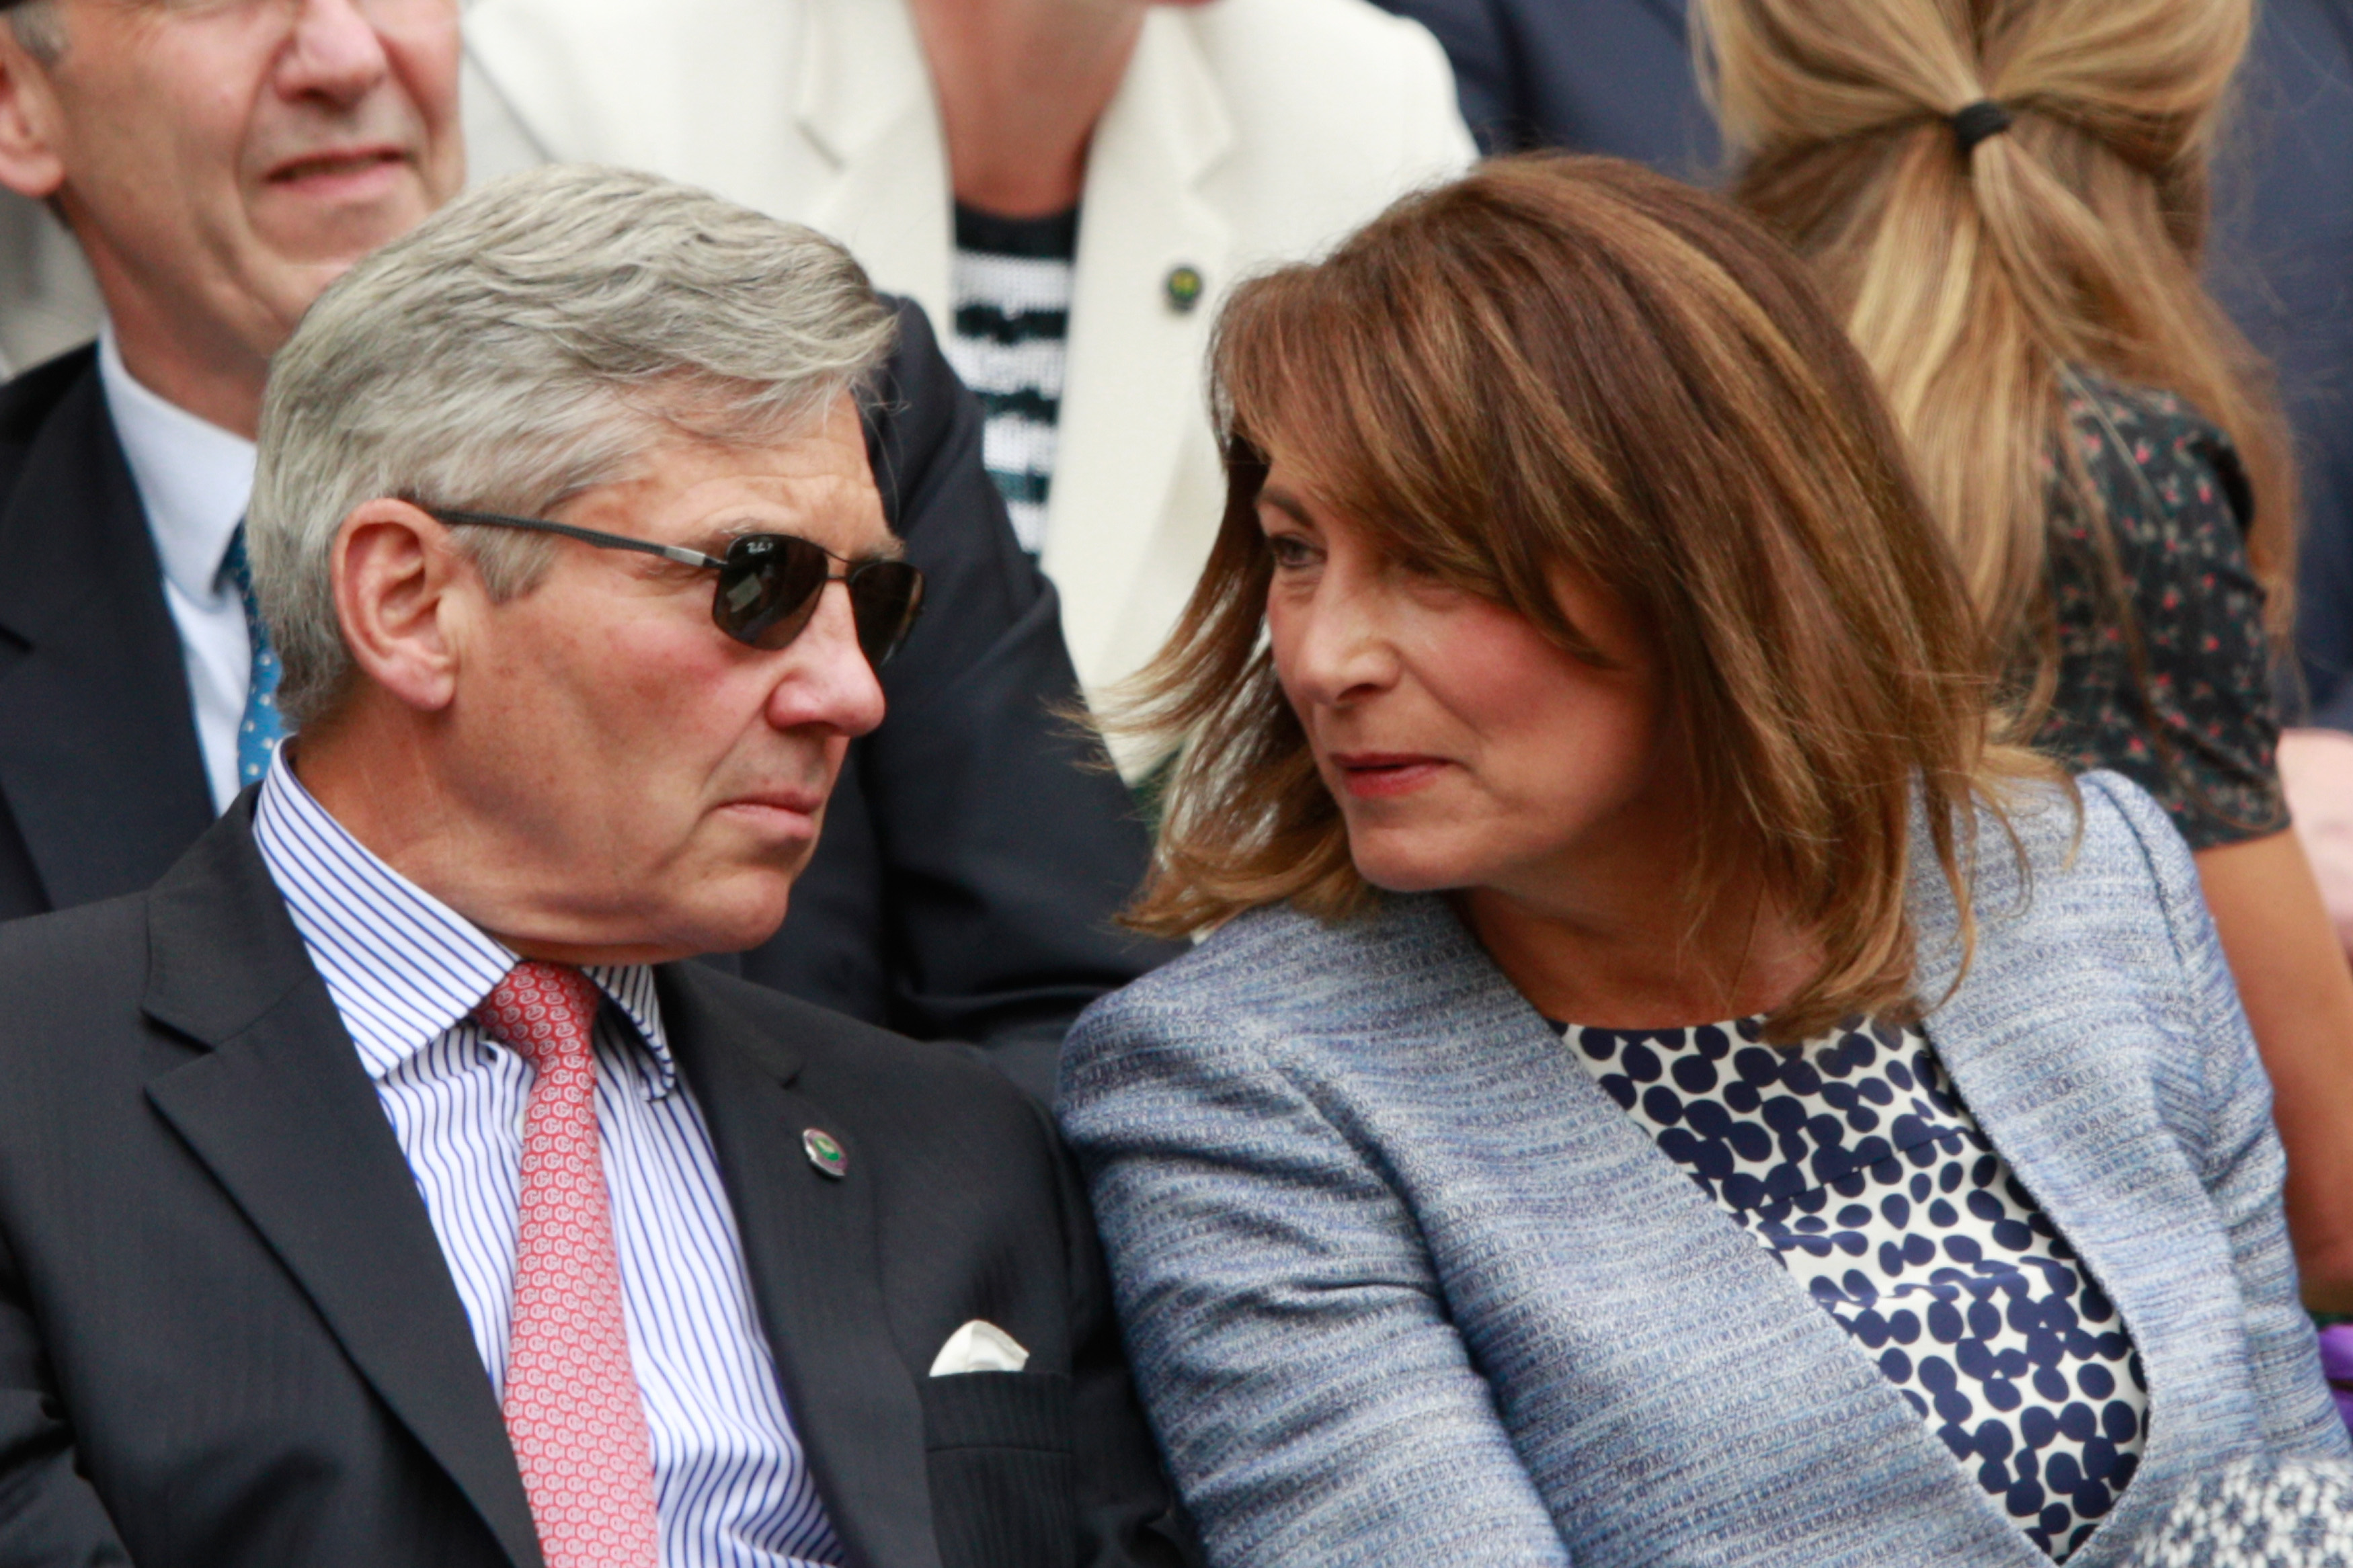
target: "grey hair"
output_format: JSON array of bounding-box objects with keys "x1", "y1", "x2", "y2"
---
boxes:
[
  {"x1": 248, "y1": 163, "x2": 898, "y2": 729},
  {"x1": 6, "y1": 1, "x2": 66, "y2": 65}
]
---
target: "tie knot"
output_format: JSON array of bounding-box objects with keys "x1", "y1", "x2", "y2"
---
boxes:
[{"x1": 473, "y1": 960, "x2": 603, "y2": 1071}]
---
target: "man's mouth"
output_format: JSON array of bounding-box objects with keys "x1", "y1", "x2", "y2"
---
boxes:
[
  {"x1": 265, "y1": 145, "x2": 409, "y2": 186},
  {"x1": 721, "y1": 790, "x2": 829, "y2": 817},
  {"x1": 713, "y1": 784, "x2": 832, "y2": 843}
]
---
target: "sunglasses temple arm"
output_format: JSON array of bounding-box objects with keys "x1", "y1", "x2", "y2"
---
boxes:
[
  {"x1": 430, "y1": 507, "x2": 727, "y2": 572},
  {"x1": 649, "y1": 541, "x2": 727, "y2": 570}
]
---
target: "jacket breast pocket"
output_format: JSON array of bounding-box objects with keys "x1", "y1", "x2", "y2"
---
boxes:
[{"x1": 920, "y1": 1370, "x2": 1076, "y2": 1568}]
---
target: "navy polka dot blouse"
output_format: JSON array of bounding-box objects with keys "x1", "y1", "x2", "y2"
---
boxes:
[{"x1": 1562, "y1": 1015, "x2": 2147, "y2": 1562}]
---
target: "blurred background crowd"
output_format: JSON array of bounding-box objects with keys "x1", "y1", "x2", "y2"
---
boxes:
[{"x1": 8, "y1": 0, "x2": 2352, "y2": 907}]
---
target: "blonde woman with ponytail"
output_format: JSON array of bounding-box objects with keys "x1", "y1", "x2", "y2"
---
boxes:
[{"x1": 1702, "y1": 0, "x2": 2353, "y2": 1315}]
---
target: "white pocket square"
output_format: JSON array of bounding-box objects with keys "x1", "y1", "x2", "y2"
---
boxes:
[{"x1": 928, "y1": 1319, "x2": 1029, "y2": 1376}]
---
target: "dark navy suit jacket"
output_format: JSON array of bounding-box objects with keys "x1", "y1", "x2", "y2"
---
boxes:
[
  {"x1": 0, "y1": 301, "x2": 1174, "y2": 1098},
  {"x1": 1370, "y1": 0, "x2": 1720, "y2": 176},
  {"x1": 2208, "y1": 1, "x2": 2353, "y2": 723},
  {"x1": 0, "y1": 798, "x2": 1191, "y2": 1567}
]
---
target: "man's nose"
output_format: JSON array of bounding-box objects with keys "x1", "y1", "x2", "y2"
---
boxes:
[
  {"x1": 278, "y1": 0, "x2": 395, "y2": 106},
  {"x1": 765, "y1": 581, "x2": 888, "y2": 739}
]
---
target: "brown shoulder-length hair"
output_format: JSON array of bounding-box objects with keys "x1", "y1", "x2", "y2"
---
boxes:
[{"x1": 1118, "y1": 155, "x2": 2055, "y2": 1042}]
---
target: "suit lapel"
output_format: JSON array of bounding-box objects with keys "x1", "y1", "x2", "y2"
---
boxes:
[
  {"x1": 662, "y1": 969, "x2": 942, "y2": 1568},
  {"x1": 465, "y1": 0, "x2": 951, "y2": 325},
  {"x1": 139, "y1": 807, "x2": 542, "y2": 1568},
  {"x1": 1907, "y1": 814, "x2": 2213, "y2": 1563},
  {"x1": 791, "y1": 0, "x2": 954, "y2": 326},
  {"x1": 1369, "y1": 897, "x2": 2040, "y2": 1562},
  {"x1": 0, "y1": 354, "x2": 211, "y2": 909},
  {"x1": 1041, "y1": 14, "x2": 1234, "y2": 704}
]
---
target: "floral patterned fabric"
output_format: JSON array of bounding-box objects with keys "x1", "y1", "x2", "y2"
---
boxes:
[{"x1": 2028, "y1": 380, "x2": 2287, "y2": 850}]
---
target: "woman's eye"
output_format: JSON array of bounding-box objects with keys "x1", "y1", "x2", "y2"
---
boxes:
[{"x1": 1266, "y1": 534, "x2": 1318, "y2": 569}]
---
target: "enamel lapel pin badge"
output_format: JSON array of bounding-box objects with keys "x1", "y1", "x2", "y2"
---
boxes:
[{"x1": 802, "y1": 1128, "x2": 847, "y2": 1180}]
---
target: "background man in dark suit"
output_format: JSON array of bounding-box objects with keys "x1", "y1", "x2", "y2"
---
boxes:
[
  {"x1": 1369, "y1": 0, "x2": 1720, "y2": 176},
  {"x1": 0, "y1": 0, "x2": 1169, "y2": 1097},
  {"x1": 0, "y1": 161, "x2": 1189, "y2": 1568}
]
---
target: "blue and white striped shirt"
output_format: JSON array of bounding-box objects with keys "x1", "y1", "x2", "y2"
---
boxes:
[{"x1": 251, "y1": 753, "x2": 842, "y2": 1567}]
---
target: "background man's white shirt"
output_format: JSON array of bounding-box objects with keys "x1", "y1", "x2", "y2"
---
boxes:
[{"x1": 96, "y1": 326, "x2": 258, "y2": 813}]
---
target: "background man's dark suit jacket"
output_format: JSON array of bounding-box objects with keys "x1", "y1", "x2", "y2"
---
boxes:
[
  {"x1": 0, "y1": 800, "x2": 1191, "y2": 1567},
  {"x1": 1373, "y1": 0, "x2": 2353, "y2": 730},
  {"x1": 1370, "y1": 0, "x2": 1720, "y2": 177},
  {"x1": 2210, "y1": 0, "x2": 2353, "y2": 725},
  {"x1": 0, "y1": 300, "x2": 1174, "y2": 1097}
]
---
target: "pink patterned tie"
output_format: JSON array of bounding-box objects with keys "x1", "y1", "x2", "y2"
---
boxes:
[{"x1": 473, "y1": 961, "x2": 662, "y2": 1568}]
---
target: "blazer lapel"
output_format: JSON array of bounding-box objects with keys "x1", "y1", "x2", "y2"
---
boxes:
[
  {"x1": 662, "y1": 969, "x2": 943, "y2": 1568},
  {"x1": 138, "y1": 807, "x2": 542, "y2": 1568},
  {"x1": 791, "y1": 0, "x2": 953, "y2": 327},
  {"x1": 1040, "y1": 13, "x2": 1235, "y2": 704},
  {"x1": 465, "y1": 0, "x2": 951, "y2": 325},
  {"x1": 1370, "y1": 897, "x2": 2041, "y2": 1563},
  {"x1": 0, "y1": 355, "x2": 211, "y2": 909},
  {"x1": 1907, "y1": 813, "x2": 2217, "y2": 1564}
]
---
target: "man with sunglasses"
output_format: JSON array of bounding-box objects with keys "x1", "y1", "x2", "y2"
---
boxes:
[
  {"x1": 0, "y1": 163, "x2": 1193, "y2": 1568},
  {"x1": 0, "y1": 0, "x2": 1170, "y2": 1100}
]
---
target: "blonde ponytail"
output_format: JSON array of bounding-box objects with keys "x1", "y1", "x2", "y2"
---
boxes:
[{"x1": 1698, "y1": 0, "x2": 2296, "y2": 682}]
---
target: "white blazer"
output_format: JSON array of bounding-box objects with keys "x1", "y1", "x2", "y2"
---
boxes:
[{"x1": 462, "y1": 0, "x2": 1474, "y2": 721}]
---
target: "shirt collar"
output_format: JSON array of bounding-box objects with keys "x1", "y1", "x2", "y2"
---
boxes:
[
  {"x1": 250, "y1": 749, "x2": 676, "y2": 1097},
  {"x1": 95, "y1": 323, "x2": 257, "y2": 604}
]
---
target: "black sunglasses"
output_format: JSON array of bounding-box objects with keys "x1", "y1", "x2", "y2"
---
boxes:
[{"x1": 426, "y1": 507, "x2": 925, "y2": 667}]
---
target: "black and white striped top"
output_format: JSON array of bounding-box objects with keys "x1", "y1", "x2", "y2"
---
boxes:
[{"x1": 941, "y1": 204, "x2": 1076, "y2": 556}]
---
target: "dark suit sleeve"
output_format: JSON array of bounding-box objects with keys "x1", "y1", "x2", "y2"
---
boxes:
[
  {"x1": 1027, "y1": 1094, "x2": 1200, "y2": 1568},
  {"x1": 2208, "y1": 0, "x2": 2353, "y2": 723},
  {"x1": 1367, "y1": 0, "x2": 1523, "y2": 153},
  {"x1": 735, "y1": 299, "x2": 1182, "y2": 1099},
  {"x1": 1370, "y1": 0, "x2": 1724, "y2": 177},
  {"x1": 0, "y1": 1221, "x2": 132, "y2": 1565}
]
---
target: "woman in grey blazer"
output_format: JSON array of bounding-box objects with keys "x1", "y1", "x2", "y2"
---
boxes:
[{"x1": 1058, "y1": 156, "x2": 2350, "y2": 1568}]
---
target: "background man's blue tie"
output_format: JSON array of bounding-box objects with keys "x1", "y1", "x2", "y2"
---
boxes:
[{"x1": 218, "y1": 525, "x2": 284, "y2": 787}]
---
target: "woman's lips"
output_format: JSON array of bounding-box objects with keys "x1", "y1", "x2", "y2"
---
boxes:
[{"x1": 1326, "y1": 752, "x2": 1449, "y2": 800}]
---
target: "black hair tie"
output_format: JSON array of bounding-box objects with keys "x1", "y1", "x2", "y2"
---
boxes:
[{"x1": 1951, "y1": 99, "x2": 2013, "y2": 156}]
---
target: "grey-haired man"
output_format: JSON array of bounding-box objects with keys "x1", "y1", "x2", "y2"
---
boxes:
[
  {"x1": 0, "y1": 163, "x2": 1191, "y2": 1568},
  {"x1": 0, "y1": 0, "x2": 1170, "y2": 1099}
]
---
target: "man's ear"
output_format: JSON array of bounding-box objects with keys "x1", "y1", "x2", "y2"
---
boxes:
[
  {"x1": 331, "y1": 499, "x2": 472, "y2": 714},
  {"x1": 0, "y1": 27, "x2": 67, "y2": 202}
]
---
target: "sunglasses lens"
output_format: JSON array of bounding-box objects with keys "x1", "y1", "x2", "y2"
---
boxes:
[
  {"x1": 713, "y1": 538, "x2": 925, "y2": 666},
  {"x1": 714, "y1": 536, "x2": 831, "y2": 650},
  {"x1": 849, "y1": 562, "x2": 926, "y2": 667}
]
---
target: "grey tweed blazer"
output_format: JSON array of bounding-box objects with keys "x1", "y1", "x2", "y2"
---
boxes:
[{"x1": 1058, "y1": 774, "x2": 2350, "y2": 1567}]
